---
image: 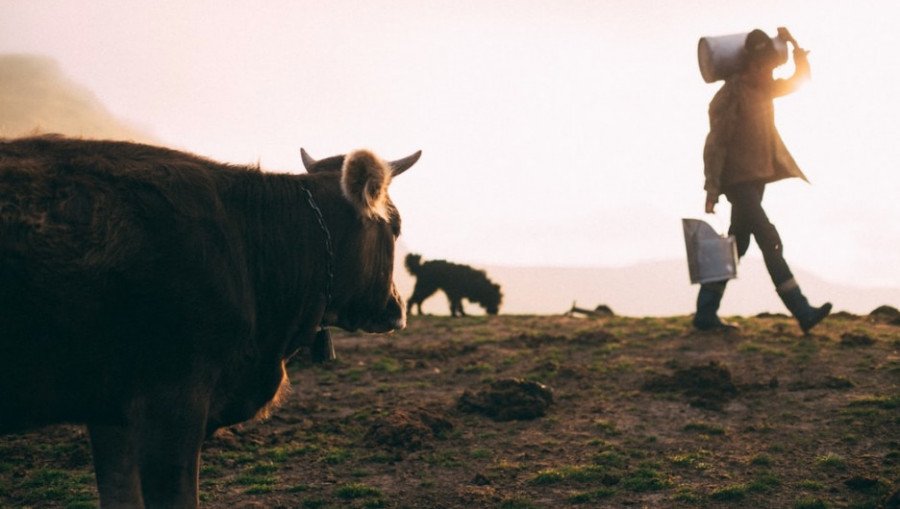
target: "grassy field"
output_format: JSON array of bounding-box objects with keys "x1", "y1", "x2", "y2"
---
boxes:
[{"x1": 1, "y1": 312, "x2": 898, "y2": 508}]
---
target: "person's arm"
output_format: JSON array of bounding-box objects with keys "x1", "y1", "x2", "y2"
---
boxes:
[
  {"x1": 702, "y1": 84, "x2": 736, "y2": 212},
  {"x1": 773, "y1": 27, "x2": 810, "y2": 97}
]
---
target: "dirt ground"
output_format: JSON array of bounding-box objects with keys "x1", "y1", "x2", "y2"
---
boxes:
[{"x1": 1, "y1": 312, "x2": 898, "y2": 508}]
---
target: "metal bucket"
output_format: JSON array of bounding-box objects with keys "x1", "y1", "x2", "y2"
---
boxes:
[
  {"x1": 682, "y1": 218, "x2": 738, "y2": 284},
  {"x1": 698, "y1": 31, "x2": 788, "y2": 83}
]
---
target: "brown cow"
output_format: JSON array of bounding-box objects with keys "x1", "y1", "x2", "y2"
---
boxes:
[{"x1": 0, "y1": 135, "x2": 420, "y2": 507}]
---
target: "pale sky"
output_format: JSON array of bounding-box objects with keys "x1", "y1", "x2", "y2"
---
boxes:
[{"x1": 2, "y1": 0, "x2": 899, "y2": 288}]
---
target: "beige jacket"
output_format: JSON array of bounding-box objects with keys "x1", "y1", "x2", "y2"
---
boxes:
[{"x1": 703, "y1": 49, "x2": 811, "y2": 200}]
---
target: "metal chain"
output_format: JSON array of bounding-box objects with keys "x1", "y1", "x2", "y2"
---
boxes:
[{"x1": 298, "y1": 183, "x2": 334, "y2": 311}]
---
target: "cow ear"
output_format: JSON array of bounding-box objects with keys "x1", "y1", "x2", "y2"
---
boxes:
[{"x1": 341, "y1": 149, "x2": 392, "y2": 220}]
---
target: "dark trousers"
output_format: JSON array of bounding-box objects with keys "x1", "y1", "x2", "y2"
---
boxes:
[{"x1": 724, "y1": 181, "x2": 794, "y2": 287}]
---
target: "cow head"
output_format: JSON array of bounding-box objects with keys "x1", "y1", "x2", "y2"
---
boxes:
[{"x1": 301, "y1": 148, "x2": 420, "y2": 333}]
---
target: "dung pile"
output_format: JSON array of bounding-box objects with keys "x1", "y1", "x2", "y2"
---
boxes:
[
  {"x1": 365, "y1": 407, "x2": 453, "y2": 450},
  {"x1": 458, "y1": 378, "x2": 554, "y2": 421},
  {"x1": 642, "y1": 361, "x2": 738, "y2": 411}
]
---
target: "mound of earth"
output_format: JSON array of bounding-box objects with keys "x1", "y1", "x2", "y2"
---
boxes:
[
  {"x1": 868, "y1": 305, "x2": 900, "y2": 325},
  {"x1": 642, "y1": 361, "x2": 738, "y2": 411},
  {"x1": 458, "y1": 378, "x2": 553, "y2": 421},
  {"x1": 365, "y1": 407, "x2": 453, "y2": 450},
  {"x1": 840, "y1": 332, "x2": 875, "y2": 348},
  {"x1": 830, "y1": 310, "x2": 860, "y2": 320},
  {"x1": 756, "y1": 311, "x2": 789, "y2": 319}
]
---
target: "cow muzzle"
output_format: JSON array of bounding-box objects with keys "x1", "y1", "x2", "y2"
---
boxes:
[{"x1": 363, "y1": 295, "x2": 406, "y2": 333}]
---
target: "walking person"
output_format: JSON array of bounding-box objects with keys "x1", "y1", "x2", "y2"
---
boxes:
[{"x1": 694, "y1": 27, "x2": 831, "y2": 333}]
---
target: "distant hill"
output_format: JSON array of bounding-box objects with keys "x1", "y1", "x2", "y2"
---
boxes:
[
  {"x1": 0, "y1": 54, "x2": 152, "y2": 142},
  {"x1": 394, "y1": 251, "x2": 900, "y2": 317}
]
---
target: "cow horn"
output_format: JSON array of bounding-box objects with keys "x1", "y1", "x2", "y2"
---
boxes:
[
  {"x1": 389, "y1": 151, "x2": 422, "y2": 177},
  {"x1": 300, "y1": 148, "x2": 317, "y2": 171}
]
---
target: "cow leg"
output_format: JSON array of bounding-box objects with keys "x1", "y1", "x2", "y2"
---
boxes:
[
  {"x1": 137, "y1": 393, "x2": 209, "y2": 508},
  {"x1": 88, "y1": 423, "x2": 145, "y2": 509}
]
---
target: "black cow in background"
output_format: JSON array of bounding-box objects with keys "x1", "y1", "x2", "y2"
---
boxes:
[
  {"x1": 405, "y1": 253, "x2": 502, "y2": 317},
  {"x1": 0, "y1": 135, "x2": 420, "y2": 508}
]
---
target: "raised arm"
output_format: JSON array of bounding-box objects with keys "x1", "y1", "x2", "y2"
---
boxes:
[{"x1": 772, "y1": 27, "x2": 811, "y2": 97}]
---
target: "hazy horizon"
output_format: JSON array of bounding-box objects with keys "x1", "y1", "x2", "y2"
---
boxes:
[{"x1": 2, "y1": 1, "x2": 898, "y2": 293}]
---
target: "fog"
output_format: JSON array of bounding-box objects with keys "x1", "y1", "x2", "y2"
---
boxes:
[{"x1": 2, "y1": 1, "x2": 898, "y2": 300}]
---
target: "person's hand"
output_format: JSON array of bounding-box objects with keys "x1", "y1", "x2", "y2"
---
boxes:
[
  {"x1": 705, "y1": 198, "x2": 716, "y2": 214},
  {"x1": 777, "y1": 27, "x2": 797, "y2": 46}
]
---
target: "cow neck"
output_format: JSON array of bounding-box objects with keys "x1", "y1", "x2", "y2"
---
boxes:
[
  {"x1": 297, "y1": 181, "x2": 334, "y2": 312},
  {"x1": 298, "y1": 181, "x2": 338, "y2": 363}
]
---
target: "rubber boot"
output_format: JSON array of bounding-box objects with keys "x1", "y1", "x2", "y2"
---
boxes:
[
  {"x1": 777, "y1": 280, "x2": 832, "y2": 334},
  {"x1": 693, "y1": 281, "x2": 739, "y2": 331}
]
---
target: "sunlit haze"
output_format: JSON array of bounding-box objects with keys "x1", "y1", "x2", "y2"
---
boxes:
[{"x1": 2, "y1": 1, "x2": 898, "y2": 307}]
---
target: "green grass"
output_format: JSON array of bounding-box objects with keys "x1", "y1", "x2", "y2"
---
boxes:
[
  {"x1": 592, "y1": 418, "x2": 620, "y2": 436},
  {"x1": 268, "y1": 443, "x2": 319, "y2": 462},
  {"x1": 814, "y1": 453, "x2": 846, "y2": 470},
  {"x1": 469, "y1": 448, "x2": 492, "y2": 459},
  {"x1": 529, "y1": 465, "x2": 606, "y2": 485},
  {"x1": 15, "y1": 468, "x2": 96, "y2": 506},
  {"x1": 794, "y1": 496, "x2": 828, "y2": 509},
  {"x1": 568, "y1": 487, "x2": 616, "y2": 504},
  {"x1": 750, "y1": 453, "x2": 774, "y2": 467},
  {"x1": 233, "y1": 474, "x2": 277, "y2": 487},
  {"x1": 248, "y1": 462, "x2": 278, "y2": 475},
  {"x1": 797, "y1": 480, "x2": 825, "y2": 490},
  {"x1": 738, "y1": 342, "x2": 787, "y2": 357},
  {"x1": 335, "y1": 482, "x2": 383, "y2": 500},
  {"x1": 672, "y1": 486, "x2": 705, "y2": 503},
  {"x1": 847, "y1": 394, "x2": 899, "y2": 410},
  {"x1": 747, "y1": 471, "x2": 781, "y2": 492},
  {"x1": 682, "y1": 422, "x2": 726, "y2": 435},
  {"x1": 669, "y1": 451, "x2": 710, "y2": 470},
  {"x1": 620, "y1": 466, "x2": 670, "y2": 492},
  {"x1": 593, "y1": 450, "x2": 628, "y2": 468},
  {"x1": 323, "y1": 447, "x2": 352, "y2": 465},
  {"x1": 709, "y1": 483, "x2": 749, "y2": 501},
  {"x1": 245, "y1": 484, "x2": 274, "y2": 495},
  {"x1": 422, "y1": 451, "x2": 461, "y2": 468},
  {"x1": 458, "y1": 362, "x2": 495, "y2": 374},
  {"x1": 371, "y1": 357, "x2": 403, "y2": 374},
  {"x1": 3, "y1": 314, "x2": 897, "y2": 508},
  {"x1": 498, "y1": 497, "x2": 537, "y2": 509}
]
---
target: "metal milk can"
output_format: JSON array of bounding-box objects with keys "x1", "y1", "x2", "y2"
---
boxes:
[
  {"x1": 698, "y1": 31, "x2": 788, "y2": 83},
  {"x1": 682, "y1": 217, "x2": 738, "y2": 284}
]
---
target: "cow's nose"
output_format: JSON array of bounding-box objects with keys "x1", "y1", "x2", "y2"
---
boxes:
[
  {"x1": 377, "y1": 294, "x2": 406, "y2": 332},
  {"x1": 391, "y1": 315, "x2": 407, "y2": 330},
  {"x1": 364, "y1": 315, "x2": 405, "y2": 333}
]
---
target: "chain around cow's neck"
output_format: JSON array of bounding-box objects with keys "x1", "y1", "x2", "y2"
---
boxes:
[{"x1": 298, "y1": 183, "x2": 334, "y2": 318}]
